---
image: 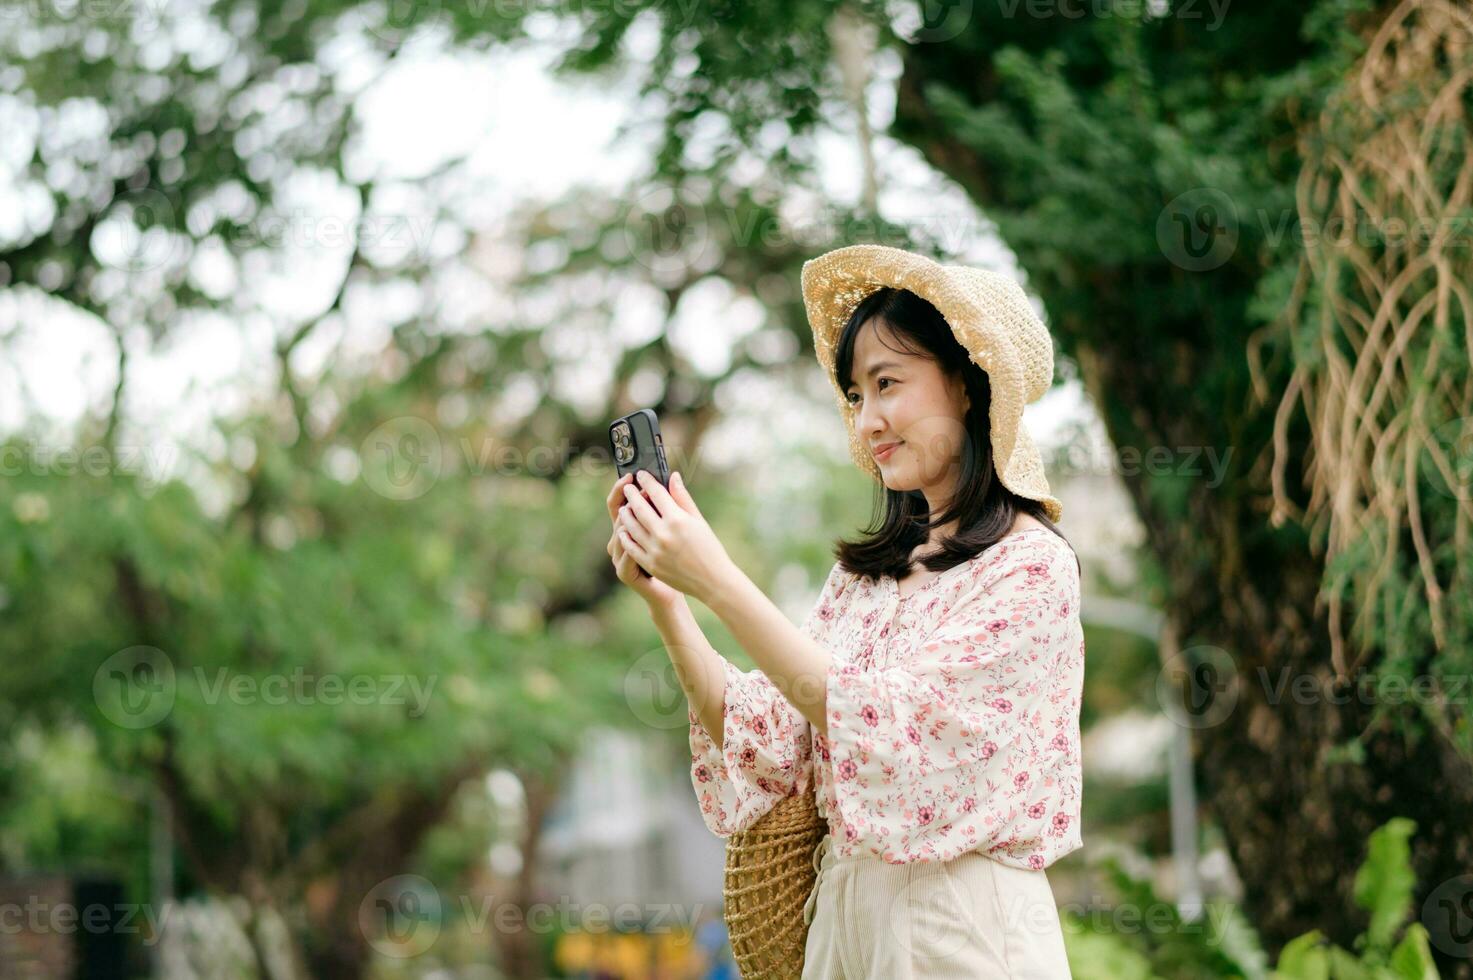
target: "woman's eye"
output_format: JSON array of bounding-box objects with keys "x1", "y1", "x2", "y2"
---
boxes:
[{"x1": 846, "y1": 379, "x2": 894, "y2": 404}]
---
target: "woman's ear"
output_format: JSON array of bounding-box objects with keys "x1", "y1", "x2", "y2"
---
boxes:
[{"x1": 952, "y1": 373, "x2": 972, "y2": 414}]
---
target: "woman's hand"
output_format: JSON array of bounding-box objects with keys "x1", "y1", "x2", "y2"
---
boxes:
[
  {"x1": 606, "y1": 473, "x2": 681, "y2": 607},
  {"x1": 612, "y1": 470, "x2": 733, "y2": 605}
]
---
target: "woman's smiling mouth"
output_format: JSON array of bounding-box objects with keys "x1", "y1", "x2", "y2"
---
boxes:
[{"x1": 873, "y1": 441, "x2": 902, "y2": 461}]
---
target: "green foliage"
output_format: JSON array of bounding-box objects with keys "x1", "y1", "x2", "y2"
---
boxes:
[
  {"x1": 1061, "y1": 819, "x2": 1441, "y2": 980},
  {"x1": 1, "y1": 436, "x2": 599, "y2": 784},
  {"x1": 1094, "y1": 855, "x2": 1263, "y2": 979},
  {"x1": 1355, "y1": 818, "x2": 1419, "y2": 952},
  {"x1": 1065, "y1": 922, "x2": 1170, "y2": 980},
  {"x1": 1275, "y1": 817, "x2": 1440, "y2": 980},
  {"x1": 0, "y1": 724, "x2": 147, "y2": 889}
]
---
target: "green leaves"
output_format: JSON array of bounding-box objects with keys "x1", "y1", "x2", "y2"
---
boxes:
[
  {"x1": 1064, "y1": 819, "x2": 1442, "y2": 980},
  {"x1": 1268, "y1": 818, "x2": 1440, "y2": 980},
  {"x1": 1355, "y1": 817, "x2": 1419, "y2": 952},
  {"x1": 1386, "y1": 926, "x2": 1440, "y2": 980},
  {"x1": 1275, "y1": 931, "x2": 1331, "y2": 980}
]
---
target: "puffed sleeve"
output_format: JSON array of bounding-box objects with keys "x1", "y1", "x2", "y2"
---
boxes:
[
  {"x1": 823, "y1": 537, "x2": 1084, "y2": 868},
  {"x1": 688, "y1": 562, "x2": 848, "y2": 837}
]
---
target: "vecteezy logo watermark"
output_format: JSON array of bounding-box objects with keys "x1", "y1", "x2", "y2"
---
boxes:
[
  {"x1": 910, "y1": 0, "x2": 974, "y2": 42},
  {"x1": 94, "y1": 646, "x2": 177, "y2": 729},
  {"x1": 1157, "y1": 188, "x2": 1239, "y2": 272},
  {"x1": 92, "y1": 189, "x2": 186, "y2": 274},
  {"x1": 620, "y1": 185, "x2": 715, "y2": 283},
  {"x1": 1155, "y1": 645, "x2": 1238, "y2": 729},
  {"x1": 361, "y1": 416, "x2": 443, "y2": 501},
  {"x1": 364, "y1": 0, "x2": 442, "y2": 43},
  {"x1": 889, "y1": 872, "x2": 974, "y2": 959},
  {"x1": 624, "y1": 649, "x2": 687, "y2": 731},
  {"x1": 359, "y1": 875, "x2": 442, "y2": 959},
  {"x1": 623, "y1": 646, "x2": 726, "y2": 731},
  {"x1": 1422, "y1": 874, "x2": 1473, "y2": 959}
]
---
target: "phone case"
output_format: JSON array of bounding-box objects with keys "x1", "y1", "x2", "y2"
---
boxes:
[
  {"x1": 609, "y1": 408, "x2": 670, "y2": 487},
  {"x1": 608, "y1": 409, "x2": 670, "y2": 579}
]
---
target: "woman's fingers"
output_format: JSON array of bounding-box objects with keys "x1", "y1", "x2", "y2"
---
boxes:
[
  {"x1": 607, "y1": 472, "x2": 664, "y2": 585},
  {"x1": 606, "y1": 473, "x2": 634, "y2": 522},
  {"x1": 617, "y1": 522, "x2": 648, "y2": 561},
  {"x1": 611, "y1": 530, "x2": 642, "y2": 582},
  {"x1": 619, "y1": 477, "x2": 661, "y2": 531},
  {"x1": 621, "y1": 505, "x2": 654, "y2": 552},
  {"x1": 633, "y1": 471, "x2": 679, "y2": 517}
]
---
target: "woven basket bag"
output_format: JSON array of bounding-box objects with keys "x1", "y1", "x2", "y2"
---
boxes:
[{"x1": 723, "y1": 787, "x2": 827, "y2": 979}]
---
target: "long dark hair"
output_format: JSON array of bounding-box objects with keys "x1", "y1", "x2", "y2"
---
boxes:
[{"x1": 831, "y1": 286, "x2": 1078, "y2": 583}]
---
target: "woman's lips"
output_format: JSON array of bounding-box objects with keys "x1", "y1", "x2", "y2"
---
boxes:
[{"x1": 874, "y1": 442, "x2": 901, "y2": 461}]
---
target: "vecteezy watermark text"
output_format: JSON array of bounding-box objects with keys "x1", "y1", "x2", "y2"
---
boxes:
[
  {"x1": 0, "y1": 444, "x2": 178, "y2": 482},
  {"x1": 194, "y1": 667, "x2": 437, "y2": 718},
  {"x1": 94, "y1": 646, "x2": 438, "y2": 728},
  {"x1": 0, "y1": 897, "x2": 174, "y2": 946},
  {"x1": 358, "y1": 874, "x2": 709, "y2": 959}
]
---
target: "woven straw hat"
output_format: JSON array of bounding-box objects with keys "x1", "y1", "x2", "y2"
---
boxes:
[{"x1": 801, "y1": 244, "x2": 1063, "y2": 523}]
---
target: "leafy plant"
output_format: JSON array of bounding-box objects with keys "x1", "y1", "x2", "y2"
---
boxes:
[
  {"x1": 1272, "y1": 818, "x2": 1440, "y2": 980},
  {"x1": 1067, "y1": 819, "x2": 1440, "y2": 980}
]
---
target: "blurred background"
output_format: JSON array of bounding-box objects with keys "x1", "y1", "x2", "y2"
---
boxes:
[{"x1": 0, "y1": 0, "x2": 1470, "y2": 977}]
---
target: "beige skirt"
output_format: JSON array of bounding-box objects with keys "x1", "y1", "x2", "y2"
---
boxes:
[{"x1": 799, "y1": 833, "x2": 1073, "y2": 980}]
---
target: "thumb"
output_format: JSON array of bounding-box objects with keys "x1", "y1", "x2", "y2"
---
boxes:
[{"x1": 669, "y1": 471, "x2": 700, "y2": 514}]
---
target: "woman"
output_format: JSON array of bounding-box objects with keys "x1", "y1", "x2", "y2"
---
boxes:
[{"x1": 604, "y1": 245, "x2": 1083, "y2": 978}]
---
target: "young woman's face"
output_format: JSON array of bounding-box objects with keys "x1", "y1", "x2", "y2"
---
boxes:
[{"x1": 845, "y1": 319, "x2": 972, "y2": 495}]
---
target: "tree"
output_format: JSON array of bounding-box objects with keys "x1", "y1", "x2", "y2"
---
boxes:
[{"x1": 0, "y1": 7, "x2": 871, "y2": 973}]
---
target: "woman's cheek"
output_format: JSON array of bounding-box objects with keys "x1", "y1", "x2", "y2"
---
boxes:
[{"x1": 913, "y1": 425, "x2": 967, "y2": 481}]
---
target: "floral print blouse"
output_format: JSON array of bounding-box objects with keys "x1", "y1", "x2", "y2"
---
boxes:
[{"x1": 687, "y1": 527, "x2": 1084, "y2": 870}]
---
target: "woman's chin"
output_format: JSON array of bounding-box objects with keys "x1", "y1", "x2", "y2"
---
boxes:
[{"x1": 880, "y1": 464, "x2": 916, "y2": 490}]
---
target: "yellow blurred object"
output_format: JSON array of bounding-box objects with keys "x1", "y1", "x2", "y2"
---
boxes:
[
  {"x1": 553, "y1": 930, "x2": 596, "y2": 972},
  {"x1": 550, "y1": 926, "x2": 704, "y2": 979}
]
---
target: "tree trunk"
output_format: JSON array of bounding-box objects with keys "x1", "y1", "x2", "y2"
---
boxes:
[
  {"x1": 299, "y1": 766, "x2": 483, "y2": 979},
  {"x1": 496, "y1": 765, "x2": 565, "y2": 980}
]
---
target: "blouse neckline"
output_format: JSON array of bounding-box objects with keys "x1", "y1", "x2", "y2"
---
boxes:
[{"x1": 889, "y1": 526, "x2": 1054, "y2": 602}]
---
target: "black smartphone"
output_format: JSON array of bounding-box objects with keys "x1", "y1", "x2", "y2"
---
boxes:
[
  {"x1": 608, "y1": 409, "x2": 671, "y2": 578},
  {"x1": 609, "y1": 408, "x2": 670, "y2": 488}
]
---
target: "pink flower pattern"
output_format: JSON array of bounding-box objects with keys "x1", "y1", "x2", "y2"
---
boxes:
[{"x1": 687, "y1": 528, "x2": 1085, "y2": 871}]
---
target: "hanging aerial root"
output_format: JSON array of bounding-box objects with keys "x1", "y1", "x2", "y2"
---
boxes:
[{"x1": 1267, "y1": 0, "x2": 1473, "y2": 686}]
